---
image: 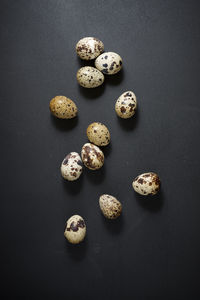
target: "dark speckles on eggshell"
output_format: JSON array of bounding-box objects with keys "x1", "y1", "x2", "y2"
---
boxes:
[
  {"x1": 61, "y1": 152, "x2": 82, "y2": 181},
  {"x1": 49, "y1": 96, "x2": 77, "y2": 119},
  {"x1": 115, "y1": 91, "x2": 137, "y2": 119},
  {"x1": 95, "y1": 52, "x2": 123, "y2": 75},
  {"x1": 125, "y1": 92, "x2": 132, "y2": 97},
  {"x1": 76, "y1": 37, "x2": 104, "y2": 60},
  {"x1": 99, "y1": 194, "x2": 122, "y2": 219},
  {"x1": 86, "y1": 123, "x2": 110, "y2": 146},
  {"x1": 120, "y1": 106, "x2": 126, "y2": 113},
  {"x1": 81, "y1": 143, "x2": 104, "y2": 170},
  {"x1": 132, "y1": 172, "x2": 161, "y2": 196},
  {"x1": 138, "y1": 178, "x2": 144, "y2": 184},
  {"x1": 102, "y1": 69, "x2": 108, "y2": 74},
  {"x1": 77, "y1": 66, "x2": 104, "y2": 88}
]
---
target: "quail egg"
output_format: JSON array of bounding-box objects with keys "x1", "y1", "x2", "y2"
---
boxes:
[
  {"x1": 99, "y1": 194, "x2": 122, "y2": 219},
  {"x1": 49, "y1": 96, "x2": 77, "y2": 119},
  {"x1": 77, "y1": 66, "x2": 104, "y2": 88},
  {"x1": 61, "y1": 152, "x2": 83, "y2": 181},
  {"x1": 87, "y1": 122, "x2": 110, "y2": 146},
  {"x1": 64, "y1": 215, "x2": 86, "y2": 244},
  {"x1": 132, "y1": 172, "x2": 161, "y2": 196},
  {"x1": 115, "y1": 91, "x2": 137, "y2": 119},
  {"x1": 81, "y1": 143, "x2": 104, "y2": 170},
  {"x1": 95, "y1": 52, "x2": 122, "y2": 75},
  {"x1": 76, "y1": 37, "x2": 104, "y2": 60}
]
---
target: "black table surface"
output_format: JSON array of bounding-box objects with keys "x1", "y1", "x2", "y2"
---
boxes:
[{"x1": 1, "y1": 0, "x2": 200, "y2": 299}]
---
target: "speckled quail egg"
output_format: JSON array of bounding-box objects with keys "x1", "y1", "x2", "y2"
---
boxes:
[
  {"x1": 61, "y1": 152, "x2": 83, "y2": 181},
  {"x1": 49, "y1": 95, "x2": 77, "y2": 119},
  {"x1": 86, "y1": 122, "x2": 110, "y2": 146},
  {"x1": 115, "y1": 91, "x2": 137, "y2": 119},
  {"x1": 132, "y1": 172, "x2": 161, "y2": 196},
  {"x1": 64, "y1": 215, "x2": 86, "y2": 244},
  {"x1": 81, "y1": 143, "x2": 104, "y2": 170},
  {"x1": 77, "y1": 66, "x2": 104, "y2": 88},
  {"x1": 76, "y1": 37, "x2": 104, "y2": 60},
  {"x1": 99, "y1": 194, "x2": 122, "y2": 219},
  {"x1": 95, "y1": 52, "x2": 122, "y2": 75}
]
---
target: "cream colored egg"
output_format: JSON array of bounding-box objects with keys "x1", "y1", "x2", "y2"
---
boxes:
[
  {"x1": 95, "y1": 52, "x2": 122, "y2": 75},
  {"x1": 76, "y1": 37, "x2": 104, "y2": 60},
  {"x1": 99, "y1": 194, "x2": 122, "y2": 219},
  {"x1": 132, "y1": 172, "x2": 161, "y2": 196},
  {"x1": 115, "y1": 91, "x2": 137, "y2": 119},
  {"x1": 64, "y1": 215, "x2": 86, "y2": 244},
  {"x1": 81, "y1": 143, "x2": 104, "y2": 170},
  {"x1": 76, "y1": 66, "x2": 104, "y2": 88},
  {"x1": 49, "y1": 95, "x2": 77, "y2": 119},
  {"x1": 61, "y1": 152, "x2": 83, "y2": 181},
  {"x1": 86, "y1": 122, "x2": 110, "y2": 146}
]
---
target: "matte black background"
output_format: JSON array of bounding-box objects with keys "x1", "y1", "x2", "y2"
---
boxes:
[{"x1": 1, "y1": 0, "x2": 200, "y2": 299}]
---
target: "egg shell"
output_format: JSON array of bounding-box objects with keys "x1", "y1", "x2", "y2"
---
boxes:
[
  {"x1": 64, "y1": 215, "x2": 86, "y2": 244},
  {"x1": 77, "y1": 66, "x2": 104, "y2": 88},
  {"x1": 76, "y1": 37, "x2": 104, "y2": 60},
  {"x1": 99, "y1": 194, "x2": 122, "y2": 219},
  {"x1": 81, "y1": 143, "x2": 104, "y2": 170},
  {"x1": 132, "y1": 172, "x2": 161, "y2": 196},
  {"x1": 61, "y1": 152, "x2": 83, "y2": 181},
  {"x1": 87, "y1": 122, "x2": 110, "y2": 146},
  {"x1": 49, "y1": 96, "x2": 77, "y2": 119},
  {"x1": 115, "y1": 91, "x2": 137, "y2": 119},
  {"x1": 95, "y1": 52, "x2": 122, "y2": 75}
]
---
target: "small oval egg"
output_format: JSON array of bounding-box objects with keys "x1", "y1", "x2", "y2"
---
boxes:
[
  {"x1": 99, "y1": 194, "x2": 122, "y2": 219},
  {"x1": 95, "y1": 52, "x2": 122, "y2": 75},
  {"x1": 76, "y1": 37, "x2": 104, "y2": 60},
  {"x1": 77, "y1": 66, "x2": 104, "y2": 88},
  {"x1": 87, "y1": 122, "x2": 110, "y2": 146},
  {"x1": 115, "y1": 91, "x2": 137, "y2": 119},
  {"x1": 81, "y1": 143, "x2": 104, "y2": 170},
  {"x1": 61, "y1": 152, "x2": 83, "y2": 181},
  {"x1": 64, "y1": 215, "x2": 86, "y2": 244},
  {"x1": 49, "y1": 95, "x2": 78, "y2": 119},
  {"x1": 132, "y1": 172, "x2": 161, "y2": 196}
]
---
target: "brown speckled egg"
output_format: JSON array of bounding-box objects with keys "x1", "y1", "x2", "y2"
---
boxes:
[
  {"x1": 132, "y1": 172, "x2": 161, "y2": 196},
  {"x1": 49, "y1": 96, "x2": 77, "y2": 119},
  {"x1": 81, "y1": 143, "x2": 104, "y2": 170},
  {"x1": 61, "y1": 152, "x2": 83, "y2": 181},
  {"x1": 76, "y1": 37, "x2": 104, "y2": 60},
  {"x1": 99, "y1": 194, "x2": 122, "y2": 219},
  {"x1": 86, "y1": 122, "x2": 110, "y2": 146},
  {"x1": 115, "y1": 91, "x2": 137, "y2": 119},
  {"x1": 64, "y1": 215, "x2": 86, "y2": 244},
  {"x1": 77, "y1": 66, "x2": 104, "y2": 88},
  {"x1": 95, "y1": 52, "x2": 122, "y2": 75}
]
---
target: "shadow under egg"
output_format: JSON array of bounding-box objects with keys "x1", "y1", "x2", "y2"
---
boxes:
[
  {"x1": 65, "y1": 236, "x2": 88, "y2": 261},
  {"x1": 100, "y1": 142, "x2": 112, "y2": 158},
  {"x1": 76, "y1": 56, "x2": 95, "y2": 67},
  {"x1": 84, "y1": 164, "x2": 106, "y2": 185},
  {"x1": 100, "y1": 213, "x2": 125, "y2": 235},
  {"x1": 105, "y1": 68, "x2": 125, "y2": 86},
  {"x1": 50, "y1": 114, "x2": 79, "y2": 131},
  {"x1": 134, "y1": 189, "x2": 164, "y2": 213},
  {"x1": 116, "y1": 107, "x2": 139, "y2": 131},
  {"x1": 61, "y1": 174, "x2": 84, "y2": 196},
  {"x1": 78, "y1": 82, "x2": 106, "y2": 100}
]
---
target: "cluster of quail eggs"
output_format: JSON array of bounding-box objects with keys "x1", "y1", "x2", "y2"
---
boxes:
[
  {"x1": 60, "y1": 121, "x2": 109, "y2": 181},
  {"x1": 49, "y1": 36, "x2": 161, "y2": 245},
  {"x1": 76, "y1": 37, "x2": 123, "y2": 88}
]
